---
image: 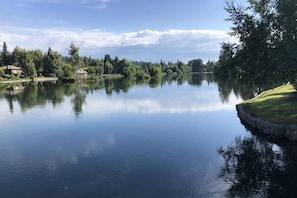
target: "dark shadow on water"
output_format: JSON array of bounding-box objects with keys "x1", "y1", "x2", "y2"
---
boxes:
[{"x1": 218, "y1": 117, "x2": 297, "y2": 197}]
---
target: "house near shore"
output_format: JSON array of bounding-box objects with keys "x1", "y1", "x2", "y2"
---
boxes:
[
  {"x1": 1, "y1": 65, "x2": 24, "y2": 77},
  {"x1": 76, "y1": 69, "x2": 88, "y2": 76}
]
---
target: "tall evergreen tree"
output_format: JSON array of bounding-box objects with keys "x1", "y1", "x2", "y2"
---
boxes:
[
  {"x1": 2, "y1": 42, "x2": 11, "y2": 65},
  {"x1": 68, "y1": 43, "x2": 80, "y2": 70},
  {"x1": 43, "y1": 47, "x2": 66, "y2": 78},
  {"x1": 104, "y1": 54, "x2": 112, "y2": 66},
  {"x1": 43, "y1": 47, "x2": 55, "y2": 76}
]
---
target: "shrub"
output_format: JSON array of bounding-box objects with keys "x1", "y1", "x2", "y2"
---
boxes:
[{"x1": 136, "y1": 70, "x2": 150, "y2": 81}]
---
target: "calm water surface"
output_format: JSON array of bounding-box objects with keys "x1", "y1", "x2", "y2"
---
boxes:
[{"x1": 0, "y1": 75, "x2": 296, "y2": 197}]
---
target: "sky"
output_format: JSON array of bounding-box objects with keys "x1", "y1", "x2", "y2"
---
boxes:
[{"x1": 0, "y1": 0, "x2": 246, "y2": 63}]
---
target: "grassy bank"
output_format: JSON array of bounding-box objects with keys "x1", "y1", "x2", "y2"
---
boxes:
[{"x1": 241, "y1": 84, "x2": 297, "y2": 125}]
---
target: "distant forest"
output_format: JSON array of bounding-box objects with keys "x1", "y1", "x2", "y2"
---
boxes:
[{"x1": 0, "y1": 42, "x2": 218, "y2": 82}]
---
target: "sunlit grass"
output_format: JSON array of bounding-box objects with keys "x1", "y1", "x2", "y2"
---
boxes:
[{"x1": 241, "y1": 84, "x2": 297, "y2": 124}]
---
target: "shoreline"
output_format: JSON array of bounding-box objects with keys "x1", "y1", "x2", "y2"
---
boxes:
[
  {"x1": 0, "y1": 77, "x2": 58, "y2": 84},
  {"x1": 236, "y1": 104, "x2": 297, "y2": 141},
  {"x1": 236, "y1": 83, "x2": 297, "y2": 142}
]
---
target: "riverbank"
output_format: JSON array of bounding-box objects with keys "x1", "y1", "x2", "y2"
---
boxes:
[
  {"x1": 237, "y1": 84, "x2": 297, "y2": 141},
  {"x1": 102, "y1": 74, "x2": 125, "y2": 79},
  {"x1": 0, "y1": 77, "x2": 58, "y2": 84}
]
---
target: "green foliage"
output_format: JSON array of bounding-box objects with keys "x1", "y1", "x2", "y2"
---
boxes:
[
  {"x1": 0, "y1": 68, "x2": 4, "y2": 78},
  {"x1": 274, "y1": 0, "x2": 297, "y2": 82},
  {"x1": 165, "y1": 68, "x2": 174, "y2": 76},
  {"x1": 188, "y1": 59, "x2": 203, "y2": 73},
  {"x1": 91, "y1": 59, "x2": 103, "y2": 67},
  {"x1": 10, "y1": 47, "x2": 37, "y2": 77},
  {"x1": 68, "y1": 43, "x2": 80, "y2": 70},
  {"x1": 61, "y1": 63, "x2": 75, "y2": 82},
  {"x1": 22, "y1": 52, "x2": 36, "y2": 77},
  {"x1": 172, "y1": 65, "x2": 182, "y2": 75},
  {"x1": 135, "y1": 70, "x2": 151, "y2": 81},
  {"x1": 104, "y1": 61, "x2": 113, "y2": 74},
  {"x1": 31, "y1": 49, "x2": 44, "y2": 76},
  {"x1": 43, "y1": 47, "x2": 56, "y2": 76},
  {"x1": 1, "y1": 42, "x2": 12, "y2": 66},
  {"x1": 149, "y1": 66, "x2": 163, "y2": 80},
  {"x1": 114, "y1": 56, "x2": 120, "y2": 66},
  {"x1": 86, "y1": 66, "x2": 96, "y2": 74},
  {"x1": 88, "y1": 59, "x2": 104, "y2": 75},
  {"x1": 116, "y1": 58, "x2": 136, "y2": 77},
  {"x1": 82, "y1": 56, "x2": 90, "y2": 67},
  {"x1": 1, "y1": 41, "x2": 214, "y2": 82},
  {"x1": 242, "y1": 84, "x2": 297, "y2": 124},
  {"x1": 12, "y1": 46, "x2": 23, "y2": 67},
  {"x1": 95, "y1": 65, "x2": 104, "y2": 75},
  {"x1": 104, "y1": 54, "x2": 112, "y2": 66},
  {"x1": 222, "y1": 0, "x2": 297, "y2": 83},
  {"x1": 215, "y1": 43, "x2": 236, "y2": 77},
  {"x1": 43, "y1": 47, "x2": 67, "y2": 79},
  {"x1": 180, "y1": 64, "x2": 191, "y2": 73},
  {"x1": 86, "y1": 74, "x2": 100, "y2": 82}
]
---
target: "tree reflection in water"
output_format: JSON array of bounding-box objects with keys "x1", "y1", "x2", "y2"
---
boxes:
[
  {"x1": 218, "y1": 135, "x2": 297, "y2": 197},
  {"x1": 71, "y1": 90, "x2": 86, "y2": 116}
]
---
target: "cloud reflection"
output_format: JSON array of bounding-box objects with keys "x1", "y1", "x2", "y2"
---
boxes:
[
  {"x1": 84, "y1": 94, "x2": 242, "y2": 116},
  {"x1": 44, "y1": 132, "x2": 116, "y2": 176}
]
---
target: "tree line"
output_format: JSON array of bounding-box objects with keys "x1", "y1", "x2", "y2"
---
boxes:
[
  {"x1": 215, "y1": 0, "x2": 297, "y2": 85},
  {"x1": 0, "y1": 42, "x2": 217, "y2": 82}
]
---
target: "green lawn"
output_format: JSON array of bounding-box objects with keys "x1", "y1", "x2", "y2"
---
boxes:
[{"x1": 241, "y1": 84, "x2": 297, "y2": 125}]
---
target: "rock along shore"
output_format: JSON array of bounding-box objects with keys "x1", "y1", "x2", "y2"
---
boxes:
[{"x1": 236, "y1": 104, "x2": 297, "y2": 141}]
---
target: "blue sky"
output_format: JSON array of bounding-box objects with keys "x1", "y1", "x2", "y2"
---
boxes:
[{"x1": 0, "y1": 0, "x2": 245, "y2": 63}]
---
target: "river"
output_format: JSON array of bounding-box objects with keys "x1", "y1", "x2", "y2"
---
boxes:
[{"x1": 0, "y1": 74, "x2": 296, "y2": 197}]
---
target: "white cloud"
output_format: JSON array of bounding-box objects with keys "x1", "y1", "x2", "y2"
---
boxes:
[{"x1": 0, "y1": 26, "x2": 235, "y2": 62}]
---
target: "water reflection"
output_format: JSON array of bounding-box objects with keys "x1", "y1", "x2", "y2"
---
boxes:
[
  {"x1": 0, "y1": 74, "x2": 248, "y2": 117},
  {"x1": 72, "y1": 90, "x2": 86, "y2": 116},
  {"x1": 0, "y1": 74, "x2": 244, "y2": 197},
  {"x1": 218, "y1": 134, "x2": 297, "y2": 197},
  {"x1": 214, "y1": 75, "x2": 284, "y2": 101},
  {"x1": 1, "y1": 74, "x2": 290, "y2": 197}
]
